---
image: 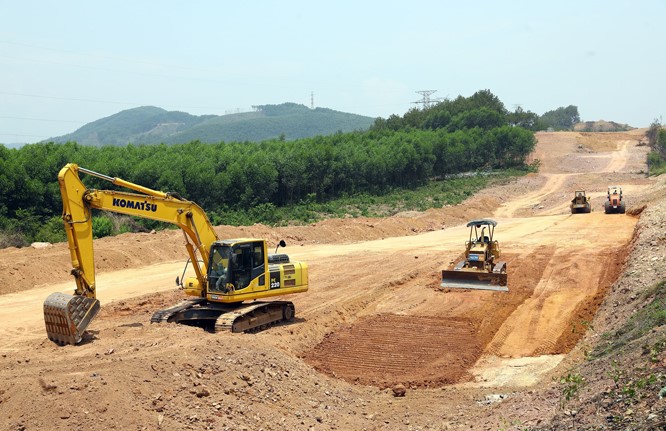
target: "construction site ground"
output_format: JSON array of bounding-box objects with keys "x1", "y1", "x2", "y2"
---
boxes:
[{"x1": 1, "y1": 130, "x2": 665, "y2": 430}]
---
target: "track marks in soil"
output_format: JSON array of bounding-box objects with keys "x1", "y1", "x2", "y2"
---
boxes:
[
  {"x1": 305, "y1": 314, "x2": 480, "y2": 388},
  {"x1": 304, "y1": 247, "x2": 557, "y2": 387},
  {"x1": 494, "y1": 174, "x2": 568, "y2": 219}
]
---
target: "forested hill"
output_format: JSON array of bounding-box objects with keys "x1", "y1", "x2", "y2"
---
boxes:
[
  {"x1": 1, "y1": 89, "x2": 543, "y2": 248},
  {"x1": 47, "y1": 103, "x2": 376, "y2": 146}
]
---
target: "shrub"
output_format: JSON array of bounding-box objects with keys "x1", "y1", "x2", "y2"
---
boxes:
[
  {"x1": 92, "y1": 216, "x2": 114, "y2": 238},
  {"x1": 34, "y1": 216, "x2": 67, "y2": 243}
]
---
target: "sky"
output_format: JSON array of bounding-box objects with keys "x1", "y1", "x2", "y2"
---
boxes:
[{"x1": 1, "y1": 0, "x2": 664, "y2": 144}]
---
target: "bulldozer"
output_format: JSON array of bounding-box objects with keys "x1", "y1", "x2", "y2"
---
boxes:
[
  {"x1": 440, "y1": 219, "x2": 508, "y2": 292},
  {"x1": 604, "y1": 185, "x2": 625, "y2": 214},
  {"x1": 570, "y1": 190, "x2": 591, "y2": 214},
  {"x1": 43, "y1": 163, "x2": 308, "y2": 345}
]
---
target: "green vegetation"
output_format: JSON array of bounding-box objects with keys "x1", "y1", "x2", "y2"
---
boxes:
[
  {"x1": 49, "y1": 103, "x2": 376, "y2": 146},
  {"x1": 646, "y1": 120, "x2": 666, "y2": 176},
  {"x1": 370, "y1": 89, "x2": 581, "y2": 132},
  {"x1": 208, "y1": 170, "x2": 524, "y2": 227},
  {"x1": 539, "y1": 105, "x2": 581, "y2": 131},
  {"x1": 558, "y1": 371, "x2": 585, "y2": 407},
  {"x1": 0, "y1": 90, "x2": 539, "y2": 247},
  {"x1": 592, "y1": 281, "x2": 666, "y2": 358}
]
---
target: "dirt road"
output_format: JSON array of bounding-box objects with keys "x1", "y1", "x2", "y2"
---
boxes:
[{"x1": 0, "y1": 130, "x2": 654, "y2": 430}]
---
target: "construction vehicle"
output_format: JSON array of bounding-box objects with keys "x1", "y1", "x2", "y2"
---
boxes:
[
  {"x1": 43, "y1": 163, "x2": 308, "y2": 345},
  {"x1": 570, "y1": 190, "x2": 591, "y2": 214},
  {"x1": 604, "y1": 185, "x2": 625, "y2": 214},
  {"x1": 440, "y1": 219, "x2": 508, "y2": 292}
]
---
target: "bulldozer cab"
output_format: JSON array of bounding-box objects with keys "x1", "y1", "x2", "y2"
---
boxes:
[
  {"x1": 573, "y1": 190, "x2": 585, "y2": 202},
  {"x1": 465, "y1": 222, "x2": 500, "y2": 262},
  {"x1": 571, "y1": 190, "x2": 591, "y2": 214}
]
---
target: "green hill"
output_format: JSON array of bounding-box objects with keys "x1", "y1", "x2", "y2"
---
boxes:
[{"x1": 47, "y1": 103, "x2": 376, "y2": 146}]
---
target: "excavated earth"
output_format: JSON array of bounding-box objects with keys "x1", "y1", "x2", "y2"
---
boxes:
[{"x1": 0, "y1": 130, "x2": 664, "y2": 430}]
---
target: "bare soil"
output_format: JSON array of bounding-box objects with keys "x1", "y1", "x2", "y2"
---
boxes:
[{"x1": 1, "y1": 129, "x2": 664, "y2": 430}]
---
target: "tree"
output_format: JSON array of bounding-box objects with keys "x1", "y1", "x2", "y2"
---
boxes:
[
  {"x1": 507, "y1": 107, "x2": 543, "y2": 130},
  {"x1": 448, "y1": 107, "x2": 505, "y2": 132},
  {"x1": 539, "y1": 105, "x2": 580, "y2": 131}
]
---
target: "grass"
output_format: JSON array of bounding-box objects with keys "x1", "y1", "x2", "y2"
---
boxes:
[
  {"x1": 648, "y1": 152, "x2": 666, "y2": 176},
  {"x1": 214, "y1": 168, "x2": 529, "y2": 227},
  {"x1": 592, "y1": 280, "x2": 666, "y2": 358}
]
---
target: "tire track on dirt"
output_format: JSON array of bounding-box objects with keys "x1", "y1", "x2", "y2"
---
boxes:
[{"x1": 494, "y1": 173, "x2": 569, "y2": 219}]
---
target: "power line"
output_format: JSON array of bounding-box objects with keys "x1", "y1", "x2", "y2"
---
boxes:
[
  {"x1": 0, "y1": 90, "x2": 226, "y2": 111},
  {"x1": 0, "y1": 132, "x2": 50, "y2": 138},
  {"x1": 0, "y1": 115, "x2": 82, "y2": 124}
]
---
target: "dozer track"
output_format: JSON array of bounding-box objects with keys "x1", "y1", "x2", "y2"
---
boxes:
[
  {"x1": 44, "y1": 292, "x2": 101, "y2": 345},
  {"x1": 150, "y1": 300, "x2": 295, "y2": 333}
]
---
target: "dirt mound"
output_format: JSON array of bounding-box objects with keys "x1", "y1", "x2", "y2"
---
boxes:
[{"x1": 574, "y1": 120, "x2": 634, "y2": 132}]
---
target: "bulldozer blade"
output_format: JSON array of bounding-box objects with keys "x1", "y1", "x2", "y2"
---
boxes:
[
  {"x1": 44, "y1": 292, "x2": 100, "y2": 345},
  {"x1": 441, "y1": 270, "x2": 508, "y2": 292}
]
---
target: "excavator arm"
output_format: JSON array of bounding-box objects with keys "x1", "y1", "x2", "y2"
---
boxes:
[{"x1": 44, "y1": 163, "x2": 219, "y2": 345}]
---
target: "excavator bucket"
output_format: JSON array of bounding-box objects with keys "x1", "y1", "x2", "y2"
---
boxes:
[
  {"x1": 44, "y1": 292, "x2": 100, "y2": 345},
  {"x1": 441, "y1": 269, "x2": 509, "y2": 292}
]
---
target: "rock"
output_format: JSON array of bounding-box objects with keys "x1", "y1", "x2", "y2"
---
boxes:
[
  {"x1": 38, "y1": 378, "x2": 57, "y2": 392},
  {"x1": 392, "y1": 384, "x2": 406, "y2": 397},
  {"x1": 483, "y1": 394, "x2": 506, "y2": 404},
  {"x1": 30, "y1": 242, "x2": 51, "y2": 249}
]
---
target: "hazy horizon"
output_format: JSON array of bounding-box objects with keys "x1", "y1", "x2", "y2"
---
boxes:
[{"x1": 2, "y1": 0, "x2": 664, "y2": 144}]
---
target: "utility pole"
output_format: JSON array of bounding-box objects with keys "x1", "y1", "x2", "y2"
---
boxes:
[
  {"x1": 311, "y1": 91, "x2": 314, "y2": 109},
  {"x1": 412, "y1": 90, "x2": 437, "y2": 109}
]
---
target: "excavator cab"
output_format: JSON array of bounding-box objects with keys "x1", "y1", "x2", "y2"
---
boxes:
[
  {"x1": 163, "y1": 238, "x2": 306, "y2": 332},
  {"x1": 441, "y1": 219, "x2": 508, "y2": 292},
  {"x1": 207, "y1": 241, "x2": 264, "y2": 293}
]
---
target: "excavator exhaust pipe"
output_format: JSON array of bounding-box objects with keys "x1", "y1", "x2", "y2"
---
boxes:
[
  {"x1": 44, "y1": 292, "x2": 100, "y2": 345},
  {"x1": 441, "y1": 269, "x2": 509, "y2": 292}
]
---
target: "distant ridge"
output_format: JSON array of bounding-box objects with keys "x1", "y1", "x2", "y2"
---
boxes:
[{"x1": 46, "y1": 103, "x2": 376, "y2": 146}]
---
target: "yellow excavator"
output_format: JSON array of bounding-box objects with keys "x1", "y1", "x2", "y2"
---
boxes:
[
  {"x1": 440, "y1": 219, "x2": 508, "y2": 292},
  {"x1": 43, "y1": 163, "x2": 308, "y2": 345}
]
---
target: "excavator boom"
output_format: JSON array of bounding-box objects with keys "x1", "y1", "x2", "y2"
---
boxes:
[{"x1": 45, "y1": 163, "x2": 218, "y2": 345}]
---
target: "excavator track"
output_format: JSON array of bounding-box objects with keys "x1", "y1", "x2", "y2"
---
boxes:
[
  {"x1": 150, "y1": 299, "x2": 295, "y2": 333},
  {"x1": 214, "y1": 301, "x2": 295, "y2": 333},
  {"x1": 150, "y1": 298, "x2": 207, "y2": 323}
]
